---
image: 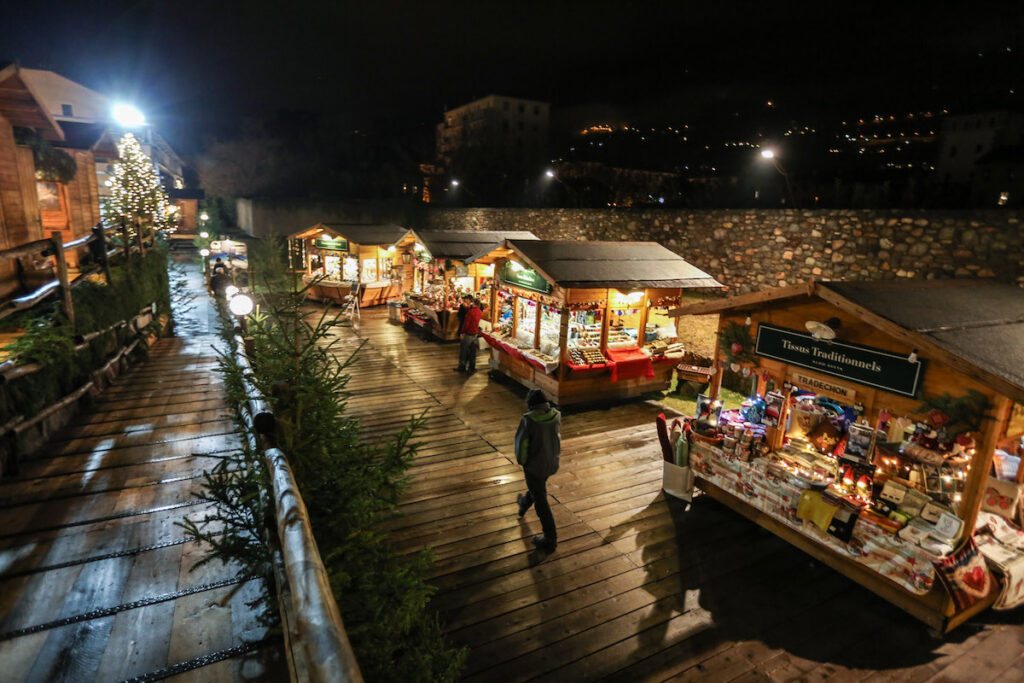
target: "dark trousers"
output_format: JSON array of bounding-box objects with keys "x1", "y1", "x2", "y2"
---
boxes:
[
  {"x1": 519, "y1": 470, "x2": 557, "y2": 543},
  {"x1": 458, "y1": 333, "x2": 478, "y2": 370}
]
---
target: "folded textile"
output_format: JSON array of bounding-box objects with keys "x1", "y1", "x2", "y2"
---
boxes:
[{"x1": 797, "y1": 490, "x2": 839, "y2": 532}]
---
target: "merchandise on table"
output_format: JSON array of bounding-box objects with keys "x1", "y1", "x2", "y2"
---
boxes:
[{"x1": 668, "y1": 279, "x2": 1024, "y2": 633}]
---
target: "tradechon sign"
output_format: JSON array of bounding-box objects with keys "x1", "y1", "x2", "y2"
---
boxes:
[
  {"x1": 500, "y1": 261, "x2": 552, "y2": 294},
  {"x1": 754, "y1": 323, "x2": 924, "y2": 397}
]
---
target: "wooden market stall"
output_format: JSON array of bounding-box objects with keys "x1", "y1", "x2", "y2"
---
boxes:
[
  {"x1": 290, "y1": 223, "x2": 407, "y2": 307},
  {"x1": 467, "y1": 239, "x2": 722, "y2": 405},
  {"x1": 393, "y1": 229, "x2": 537, "y2": 340},
  {"x1": 669, "y1": 278, "x2": 1024, "y2": 633}
]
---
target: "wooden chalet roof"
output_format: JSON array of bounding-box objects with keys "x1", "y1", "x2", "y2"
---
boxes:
[
  {"x1": 473, "y1": 239, "x2": 722, "y2": 290},
  {"x1": 403, "y1": 229, "x2": 538, "y2": 260},
  {"x1": 293, "y1": 222, "x2": 407, "y2": 245},
  {"x1": 0, "y1": 64, "x2": 64, "y2": 141},
  {"x1": 671, "y1": 278, "x2": 1024, "y2": 403}
]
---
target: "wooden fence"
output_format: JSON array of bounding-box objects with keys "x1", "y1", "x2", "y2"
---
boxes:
[
  {"x1": 0, "y1": 222, "x2": 151, "y2": 329},
  {"x1": 231, "y1": 333, "x2": 364, "y2": 683}
]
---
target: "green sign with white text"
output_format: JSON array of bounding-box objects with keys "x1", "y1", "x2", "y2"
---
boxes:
[
  {"x1": 500, "y1": 261, "x2": 552, "y2": 294},
  {"x1": 314, "y1": 237, "x2": 349, "y2": 251}
]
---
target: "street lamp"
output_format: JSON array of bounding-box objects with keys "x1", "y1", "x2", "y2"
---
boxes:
[
  {"x1": 112, "y1": 104, "x2": 145, "y2": 128},
  {"x1": 200, "y1": 231, "x2": 209, "y2": 239},
  {"x1": 543, "y1": 168, "x2": 578, "y2": 207},
  {"x1": 199, "y1": 248, "x2": 210, "y2": 257},
  {"x1": 450, "y1": 179, "x2": 459, "y2": 187},
  {"x1": 758, "y1": 148, "x2": 797, "y2": 208},
  {"x1": 200, "y1": 212, "x2": 209, "y2": 221}
]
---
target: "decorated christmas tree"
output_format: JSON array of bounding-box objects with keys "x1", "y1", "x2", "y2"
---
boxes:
[{"x1": 107, "y1": 132, "x2": 176, "y2": 236}]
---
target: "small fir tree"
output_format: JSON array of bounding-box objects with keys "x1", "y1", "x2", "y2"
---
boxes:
[{"x1": 108, "y1": 132, "x2": 175, "y2": 236}]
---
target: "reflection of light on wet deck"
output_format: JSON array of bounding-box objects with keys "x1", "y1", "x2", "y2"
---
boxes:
[
  {"x1": 81, "y1": 438, "x2": 115, "y2": 486},
  {"x1": 0, "y1": 542, "x2": 37, "y2": 574},
  {"x1": 124, "y1": 424, "x2": 154, "y2": 436}
]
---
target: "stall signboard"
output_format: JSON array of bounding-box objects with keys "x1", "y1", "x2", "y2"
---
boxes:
[
  {"x1": 500, "y1": 261, "x2": 552, "y2": 294},
  {"x1": 755, "y1": 323, "x2": 923, "y2": 397},
  {"x1": 314, "y1": 237, "x2": 349, "y2": 251}
]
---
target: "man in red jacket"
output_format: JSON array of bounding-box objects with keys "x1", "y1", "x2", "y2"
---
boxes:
[{"x1": 455, "y1": 298, "x2": 484, "y2": 373}]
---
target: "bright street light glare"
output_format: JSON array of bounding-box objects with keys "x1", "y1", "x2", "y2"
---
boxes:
[
  {"x1": 199, "y1": 248, "x2": 210, "y2": 257},
  {"x1": 112, "y1": 104, "x2": 145, "y2": 127},
  {"x1": 450, "y1": 179, "x2": 459, "y2": 187},
  {"x1": 228, "y1": 294, "x2": 254, "y2": 316},
  {"x1": 760, "y1": 149, "x2": 776, "y2": 159},
  {"x1": 545, "y1": 169, "x2": 555, "y2": 178},
  {"x1": 200, "y1": 212, "x2": 209, "y2": 221},
  {"x1": 199, "y1": 231, "x2": 209, "y2": 238}
]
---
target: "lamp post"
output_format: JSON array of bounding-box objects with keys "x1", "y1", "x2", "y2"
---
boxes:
[
  {"x1": 759, "y1": 149, "x2": 797, "y2": 209},
  {"x1": 543, "y1": 168, "x2": 578, "y2": 207}
]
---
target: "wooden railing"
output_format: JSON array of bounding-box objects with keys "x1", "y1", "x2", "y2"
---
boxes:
[
  {"x1": 231, "y1": 333, "x2": 363, "y2": 683},
  {"x1": 0, "y1": 222, "x2": 152, "y2": 327}
]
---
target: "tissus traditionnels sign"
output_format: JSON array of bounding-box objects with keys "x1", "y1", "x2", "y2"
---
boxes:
[{"x1": 754, "y1": 323, "x2": 924, "y2": 397}]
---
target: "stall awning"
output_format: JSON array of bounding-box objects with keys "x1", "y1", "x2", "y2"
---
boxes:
[
  {"x1": 670, "y1": 278, "x2": 1024, "y2": 403},
  {"x1": 398, "y1": 229, "x2": 538, "y2": 260},
  {"x1": 480, "y1": 239, "x2": 722, "y2": 290}
]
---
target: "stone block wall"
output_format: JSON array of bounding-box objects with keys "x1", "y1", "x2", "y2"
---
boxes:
[{"x1": 424, "y1": 208, "x2": 1024, "y2": 293}]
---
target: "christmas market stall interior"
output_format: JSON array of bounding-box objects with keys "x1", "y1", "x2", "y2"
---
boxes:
[
  {"x1": 290, "y1": 222, "x2": 407, "y2": 307},
  {"x1": 393, "y1": 229, "x2": 537, "y2": 340},
  {"x1": 467, "y1": 239, "x2": 722, "y2": 405},
  {"x1": 667, "y1": 278, "x2": 1024, "y2": 633}
]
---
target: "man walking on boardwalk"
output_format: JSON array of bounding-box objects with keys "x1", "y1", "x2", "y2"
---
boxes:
[
  {"x1": 515, "y1": 388, "x2": 561, "y2": 553},
  {"x1": 455, "y1": 297, "x2": 483, "y2": 373}
]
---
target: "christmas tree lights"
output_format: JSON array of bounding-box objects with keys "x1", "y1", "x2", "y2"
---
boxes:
[{"x1": 106, "y1": 133, "x2": 176, "y2": 237}]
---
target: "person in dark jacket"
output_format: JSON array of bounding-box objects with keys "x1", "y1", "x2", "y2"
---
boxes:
[{"x1": 515, "y1": 388, "x2": 561, "y2": 553}]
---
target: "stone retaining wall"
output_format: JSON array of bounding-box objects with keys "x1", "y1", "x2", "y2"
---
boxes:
[{"x1": 424, "y1": 208, "x2": 1024, "y2": 293}]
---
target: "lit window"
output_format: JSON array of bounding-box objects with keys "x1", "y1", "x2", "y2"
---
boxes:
[{"x1": 998, "y1": 191, "x2": 1009, "y2": 206}]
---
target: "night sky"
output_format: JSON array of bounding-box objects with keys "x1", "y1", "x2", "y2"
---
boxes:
[{"x1": 3, "y1": 1, "x2": 1021, "y2": 156}]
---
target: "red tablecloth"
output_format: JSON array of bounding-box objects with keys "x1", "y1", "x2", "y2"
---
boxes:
[
  {"x1": 606, "y1": 348, "x2": 655, "y2": 382},
  {"x1": 481, "y1": 332, "x2": 524, "y2": 361},
  {"x1": 565, "y1": 359, "x2": 611, "y2": 376}
]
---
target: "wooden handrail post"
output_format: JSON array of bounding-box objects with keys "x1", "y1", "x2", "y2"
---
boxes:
[
  {"x1": 134, "y1": 221, "x2": 146, "y2": 256},
  {"x1": 119, "y1": 218, "x2": 131, "y2": 261},
  {"x1": 93, "y1": 224, "x2": 113, "y2": 286},
  {"x1": 50, "y1": 231, "x2": 75, "y2": 329}
]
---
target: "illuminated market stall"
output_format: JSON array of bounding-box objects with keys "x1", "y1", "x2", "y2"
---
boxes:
[
  {"x1": 290, "y1": 223, "x2": 407, "y2": 307},
  {"x1": 669, "y1": 279, "x2": 1024, "y2": 633},
  {"x1": 468, "y1": 239, "x2": 722, "y2": 405},
  {"x1": 393, "y1": 229, "x2": 537, "y2": 340}
]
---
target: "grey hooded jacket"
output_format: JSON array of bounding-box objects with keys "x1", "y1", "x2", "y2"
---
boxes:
[{"x1": 514, "y1": 402, "x2": 561, "y2": 479}]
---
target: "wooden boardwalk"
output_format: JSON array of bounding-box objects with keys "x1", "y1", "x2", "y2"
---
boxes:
[
  {"x1": 334, "y1": 308, "x2": 1024, "y2": 683},
  {"x1": 0, "y1": 263, "x2": 283, "y2": 682}
]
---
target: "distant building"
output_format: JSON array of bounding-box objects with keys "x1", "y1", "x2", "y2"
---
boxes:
[
  {"x1": 971, "y1": 145, "x2": 1024, "y2": 207},
  {"x1": 935, "y1": 110, "x2": 1024, "y2": 185},
  {"x1": 433, "y1": 95, "x2": 550, "y2": 203}
]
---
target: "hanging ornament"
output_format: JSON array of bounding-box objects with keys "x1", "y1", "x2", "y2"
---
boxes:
[
  {"x1": 730, "y1": 362, "x2": 741, "y2": 372},
  {"x1": 741, "y1": 367, "x2": 752, "y2": 377}
]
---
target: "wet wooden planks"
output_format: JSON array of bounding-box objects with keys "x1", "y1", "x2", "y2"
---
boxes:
[
  {"x1": 0, "y1": 268, "x2": 283, "y2": 682},
  {"x1": 331, "y1": 307, "x2": 1024, "y2": 683}
]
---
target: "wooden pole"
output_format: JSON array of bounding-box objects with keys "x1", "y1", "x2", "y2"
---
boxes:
[
  {"x1": 94, "y1": 224, "x2": 113, "y2": 286},
  {"x1": 135, "y1": 221, "x2": 146, "y2": 256},
  {"x1": 637, "y1": 291, "x2": 650, "y2": 346},
  {"x1": 600, "y1": 292, "x2": 610, "y2": 354},
  {"x1": 558, "y1": 307, "x2": 569, "y2": 382},
  {"x1": 119, "y1": 219, "x2": 131, "y2": 260},
  {"x1": 960, "y1": 395, "x2": 1013, "y2": 534},
  {"x1": 533, "y1": 298, "x2": 542, "y2": 350},
  {"x1": 50, "y1": 231, "x2": 75, "y2": 329}
]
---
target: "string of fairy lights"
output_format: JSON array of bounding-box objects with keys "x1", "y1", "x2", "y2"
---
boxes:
[{"x1": 108, "y1": 133, "x2": 176, "y2": 236}]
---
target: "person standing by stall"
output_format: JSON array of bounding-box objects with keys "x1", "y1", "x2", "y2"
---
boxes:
[
  {"x1": 515, "y1": 388, "x2": 561, "y2": 553},
  {"x1": 455, "y1": 298, "x2": 483, "y2": 372}
]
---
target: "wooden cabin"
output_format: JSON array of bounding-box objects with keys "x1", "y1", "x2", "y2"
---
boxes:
[
  {"x1": 670, "y1": 278, "x2": 1024, "y2": 633},
  {"x1": 291, "y1": 222, "x2": 407, "y2": 307},
  {"x1": 0, "y1": 63, "x2": 102, "y2": 294},
  {"x1": 394, "y1": 229, "x2": 537, "y2": 340},
  {"x1": 468, "y1": 239, "x2": 722, "y2": 405}
]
